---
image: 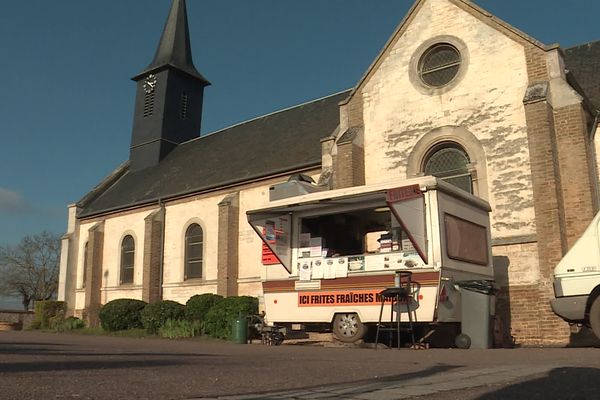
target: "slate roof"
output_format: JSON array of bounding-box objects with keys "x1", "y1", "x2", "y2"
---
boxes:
[
  {"x1": 77, "y1": 90, "x2": 349, "y2": 218},
  {"x1": 564, "y1": 40, "x2": 600, "y2": 111}
]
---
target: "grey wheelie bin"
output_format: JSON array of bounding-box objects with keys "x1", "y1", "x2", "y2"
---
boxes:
[{"x1": 456, "y1": 280, "x2": 496, "y2": 349}]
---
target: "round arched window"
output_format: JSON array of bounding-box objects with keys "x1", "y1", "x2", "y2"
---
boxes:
[
  {"x1": 185, "y1": 224, "x2": 203, "y2": 280},
  {"x1": 418, "y1": 43, "x2": 461, "y2": 88},
  {"x1": 424, "y1": 143, "x2": 472, "y2": 193},
  {"x1": 120, "y1": 235, "x2": 135, "y2": 285}
]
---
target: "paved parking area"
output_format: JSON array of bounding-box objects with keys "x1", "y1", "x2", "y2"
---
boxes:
[{"x1": 1, "y1": 331, "x2": 599, "y2": 399}]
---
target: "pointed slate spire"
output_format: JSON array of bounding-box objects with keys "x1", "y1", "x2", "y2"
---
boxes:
[
  {"x1": 133, "y1": 0, "x2": 209, "y2": 85},
  {"x1": 129, "y1": 0, "x2": 209, "y2": 171}
]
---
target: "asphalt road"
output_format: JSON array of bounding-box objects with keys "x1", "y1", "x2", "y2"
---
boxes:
[{"x1": 1, "y1": 331, "x2": 599, "y2": 400}]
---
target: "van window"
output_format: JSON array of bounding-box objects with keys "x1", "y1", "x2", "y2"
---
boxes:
[{"x1": 444, "y1": 213, "x2": 488, "y2": 265}]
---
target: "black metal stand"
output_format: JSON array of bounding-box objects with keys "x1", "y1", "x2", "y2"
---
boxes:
[{"x1": 374, "y1": 271, "x2": 416, "y2": 349}]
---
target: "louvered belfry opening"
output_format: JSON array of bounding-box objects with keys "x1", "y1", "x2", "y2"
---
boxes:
[{"x1": 143, "y1": 90, "x2": 155, "y2": 118}]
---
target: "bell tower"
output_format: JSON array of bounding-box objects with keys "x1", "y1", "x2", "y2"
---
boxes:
[{"x1": 129, "y1": 0, "x2": 210, "y2": 172}]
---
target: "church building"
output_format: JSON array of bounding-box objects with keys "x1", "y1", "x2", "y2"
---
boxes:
[{"x1": 58, "y1": 0, "x2": 600, "y2": 345}]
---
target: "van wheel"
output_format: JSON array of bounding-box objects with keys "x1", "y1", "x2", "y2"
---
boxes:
[
  {"x1": 332, "y1": 313, "x2": 366, "y2": 343},
  {"x1": 590, "y1": 297, "x2": 600, "y2": 340}
]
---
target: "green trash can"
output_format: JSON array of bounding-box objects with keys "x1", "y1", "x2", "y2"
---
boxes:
[{"x1": 231, "y1": 314, "x2": 248, "y2": 344}]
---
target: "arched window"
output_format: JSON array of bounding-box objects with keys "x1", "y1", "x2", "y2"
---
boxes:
[
  {"x1": 120, "y1": 235, "x2": 135, "y2": 285},
  {"x1": 82, "y1": 242, "x2": 88, "y2": 288},
  {"x1": 424, "y1": 142, "x2": 473, "y2": 194},
  {"x1": 185, "y1": 224, "x2": 203, "y2": 280}
]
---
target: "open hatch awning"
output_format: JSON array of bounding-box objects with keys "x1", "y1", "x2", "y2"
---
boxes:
[
  {"x1": 247, "y1": 190, "x2": 388, "y2": 217},
  {"x1": 247, "y1": 184, "x2": 428, "y2": 273}
]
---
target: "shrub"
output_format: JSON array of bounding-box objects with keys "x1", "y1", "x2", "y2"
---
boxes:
[
  {"x1": 141, "y1": 300, "x2": 186, "y2": 334},
  {"x1": 33, "y1": 301, "x2": 66, "y2": 329},
  {"x1": 50, "y1": 316, "x2": 86, "y2": 332},
  {"x1": 185, "y1": 294, "x2": 223, "y2": 325},
  {"x1": 158, "y1": 319, "x2": 202, "y2": 339},
  {"x1": 27, "y1": 320, "x2": 41, "y2": 330},
  {"x1": 203, "y1": 296, "x2": 258, "y2": 340},
  {"x1": 98, "y1": 298, "x2": 147, "y2": 332}
]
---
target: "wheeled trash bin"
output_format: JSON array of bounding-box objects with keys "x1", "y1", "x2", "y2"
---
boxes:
[{"x1": 456, "y1": 280, "x2": 496, "y2": 349}]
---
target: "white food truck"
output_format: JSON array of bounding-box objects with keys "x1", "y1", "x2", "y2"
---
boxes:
[
  {"x1": 551, "y1": 211, "x2": 600, "y2": 340},
  {"x1": 247, "y1": 176, "x2": 495, "y2": 345}
]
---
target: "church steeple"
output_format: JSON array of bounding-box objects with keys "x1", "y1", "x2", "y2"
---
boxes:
[
  {"x1": 133, "y1": 0, "x2": 209, "y2": 85},
  {"x1": 129, "y1": 0, "x2": 210, "y2": 172}
]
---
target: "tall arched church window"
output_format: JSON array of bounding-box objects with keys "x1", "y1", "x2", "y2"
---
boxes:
[
  {"x1": 424, "y1": 143, "x2": 473, "y2": 194},
  {"x1": 185, "y1": 224, "x2": 203, "y2": 280},
  {"x1": 120, "y1": 235, "x2": 135, "y2": 285}
]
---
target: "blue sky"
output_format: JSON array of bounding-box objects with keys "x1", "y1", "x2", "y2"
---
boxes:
[{"x1": 0, "y1": 0, "x2": 598, "y2": 246}]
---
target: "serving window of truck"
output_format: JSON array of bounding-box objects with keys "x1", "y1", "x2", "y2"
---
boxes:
[{"x1": 248, "y1": 185, "x2": 429, "y2": 276}]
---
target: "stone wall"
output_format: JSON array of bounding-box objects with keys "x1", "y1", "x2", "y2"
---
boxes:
[{"x1": 0, "y1": 310, "x2": 34, "y2": 327}]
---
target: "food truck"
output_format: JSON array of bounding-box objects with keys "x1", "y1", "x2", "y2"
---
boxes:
[{"x1": 247, "y1": 176, "x2": 494, "y2": 345}]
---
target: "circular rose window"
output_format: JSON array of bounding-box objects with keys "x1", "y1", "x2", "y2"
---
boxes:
[{"x1": 418, "y1": 43, "x2": 461, "y2": 88}]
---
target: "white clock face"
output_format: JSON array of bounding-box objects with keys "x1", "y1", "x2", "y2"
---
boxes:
[{"x1": 143, "y1": 74, "x2": 157, "y2": 94}]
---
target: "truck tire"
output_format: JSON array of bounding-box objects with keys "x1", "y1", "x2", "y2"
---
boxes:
[
  {"x1": 590, "y1": 297, "x2": 600, "y2": 340},
  {"x1": 332, "y1": 313, "x2": 366, "y2": 343}
]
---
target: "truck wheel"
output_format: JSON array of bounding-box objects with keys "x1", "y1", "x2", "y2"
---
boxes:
[
  {"x1": 590, "y1": 297, "x2": 600, "y2": 340},
  {"x1": 332, "y1": 313, "x2": 366, "y2": 343}
]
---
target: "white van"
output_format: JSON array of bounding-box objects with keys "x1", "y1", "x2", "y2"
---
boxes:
[
  {"x1": 551, "y1": 211, "x2": 600, "y2": 339},
  {"x1": 247, "y1": 176, "x2": 495, "y2": 345}
]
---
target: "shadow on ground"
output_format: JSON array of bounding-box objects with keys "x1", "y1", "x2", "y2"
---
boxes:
[
  {"x1": 202, "y1": 364, "x2": 462, "y2": 399},
  {"x1": 0, "y1": 342, "x2": 217, "y2": 358},
  {"x1": 0, "y1": 359, "x2": 193, "y2": 373},
  {"x1": 476, "y1": 367, "x2": 600, "y2": 400}
]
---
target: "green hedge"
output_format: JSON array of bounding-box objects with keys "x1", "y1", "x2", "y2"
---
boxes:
[
  {"x1": 158, "y1": 319, "x2": 202, "y2": 339},
  {"x1": 33, "y1": 301, "x2": 66, "y2": 329},
  {"x1": 50, "y1": 316, "x2": 86, "y2": 332},
  {"x1": 203, "y1": 296, "x2": 258, "y2": 340},
  {"x1": 185, "y1": 293, "x2": 223, "y2": 325},
  {"x1": 141, "y1": 300, "x2": 186, "y2": 334},
  {"x1": 99, "y1": 299, "x2": 148, "y2": 331}
]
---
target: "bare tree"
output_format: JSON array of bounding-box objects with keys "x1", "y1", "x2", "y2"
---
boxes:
[{"x1": 0, "y1": 231, "x2": 61, "y2": 310}]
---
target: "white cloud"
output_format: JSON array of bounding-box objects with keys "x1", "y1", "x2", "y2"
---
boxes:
[{"x1": 0, "y1": 187, "x2": 33, "y2": 215}]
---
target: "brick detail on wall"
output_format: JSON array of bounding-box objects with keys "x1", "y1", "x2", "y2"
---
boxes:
[
  {"x1": 493, "y1": 241, "x2": 549, "y2": 346},
  {"x1": 217, "y1": 193, "x2": 240, "y2": 297},
  {"x1": 346, "y1": 92, "x2": 364, "y2": 129},
  {"x1": 525, "y1": 100, "x2": 567, "y2": 266},
  {"x1": 524, "y1": 101, "x2": 569, "y2": 344},
  {"x1": 553, "y1": 104, "x2": 597, "y2": 248},
  {"x1": 142, "y1": 208, "x2": 164, "y2": 304},
  {"x1": 334, "y1": 142, "x2": 365, "y2": 189},
  {"x1": 501, "y1": 284, "x2": 540, "y2": 344},
  {"x1": 494, "y1": 285, "x2": 518, "y2": 346},
  {"x1": 498, "y1": 282, "x2": 580, "y2": 346},
  {"x1": 524, "y1": 46, "x2": 549, "y2": 84},
  {"x1": 524, "y1": 99, "x2": 571, "y2": 343},
  {"x1": 353, "y1": 143, "x2": 366, "y2": 187},
  {"x1": 83, "y1": 221, "x2": 104, "y2": 327}
]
